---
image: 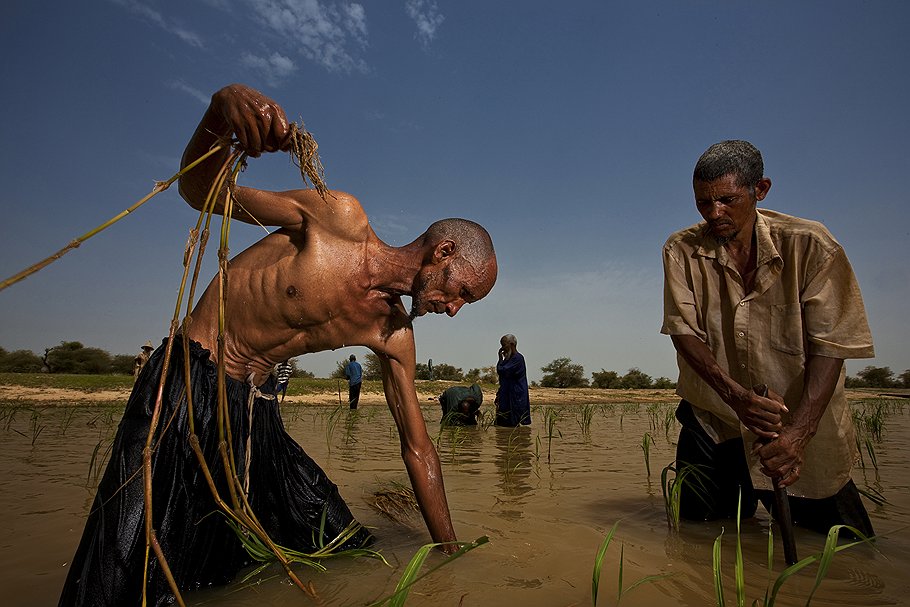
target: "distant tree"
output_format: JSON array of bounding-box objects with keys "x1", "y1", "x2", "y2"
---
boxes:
[
  {"x1": 591, "y1": 369, "x2": 621, "y2": 389},
  {"x1": 279, "y1": 358, "x2": 313, "y2": 378},
  {"x1": 844, "y1": 374, "x2": 865, "y2": 388},
  {"x1": 45, "y1": 341, "x2": 113, "y2": 374},
  {"x1": 856, "y1": 366, "x2": 895, "y2": 388},
  {"x1": 465, "y1": 366, "x2": 498, "y2": 384},
  {"x1": 364, "y1": 353, "x2": 383, "y2": 380},
  {"x1": 540, "y1": 357, "x2": 588, "y2": 388},
  {"x1": 430, "y1": 363, "x2": 464, "y2": 381},
  {"x1": 653, "y1": 376, "x2": 676, "y2": 389},
  {"x1": 331, "y1": 360, "x2": 347, "y2": 379},
  {"x1": 110, "y1": 354, "x2": 135, "y2": 375},
  {"x1": 0, "y1": 348, "x2": 44, "y2": 373},
  {"x1": 620, "y1": 367, "x2": 653, "y2": 389},
  {"x1": 415, "y1": 363, "x2": 432, "y2": 380},
  {"x1": 899, "y1": 369, "x2": 910, "y2": 389}
]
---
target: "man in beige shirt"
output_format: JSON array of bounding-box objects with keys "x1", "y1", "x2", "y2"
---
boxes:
[{"x1": 662, "y1": 140, "x2": 874, "y2": 536}]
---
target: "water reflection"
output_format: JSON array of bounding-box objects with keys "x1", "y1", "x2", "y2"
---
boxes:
[{"x1": 493, "y1": 425, "x2": 534, "y2": 499}]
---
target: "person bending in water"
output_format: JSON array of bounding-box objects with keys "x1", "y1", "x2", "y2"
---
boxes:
[{"x1": 60, "y1": 83, "x2": 497, "y2": 607}]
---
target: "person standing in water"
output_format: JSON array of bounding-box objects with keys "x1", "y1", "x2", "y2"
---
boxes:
[{"x1": 495, "y1": 334, "x2": 530, "y2": 426}]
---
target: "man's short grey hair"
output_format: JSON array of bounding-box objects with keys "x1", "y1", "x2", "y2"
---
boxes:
[
  {"x1": 501, "y1": 334, "x2": 517, "y2": 347},
  {"x1": 693, "y1": 140, "x2": 764, "y2": 188}
]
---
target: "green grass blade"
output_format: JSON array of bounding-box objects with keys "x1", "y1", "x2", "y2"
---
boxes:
[
  {"x1": 617, "y1": 543, "x2": 624, "y2": 604},
  {"x1": 713, "y1": 528, "x2": 726, "y2": 607},
  {"x1": 766, "y1": 527, "x2": 872, "y2": 606},
  {"x1": 735, "y1": 491, "x2": 745, "y2": 607},
  {"x1": 592, "y1": 522, "x2": 619, "y2": 606},
  {"x1": 372, "y1": 536, "x2": 489, "y2": 607}
]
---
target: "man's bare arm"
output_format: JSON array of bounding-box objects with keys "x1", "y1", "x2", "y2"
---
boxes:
[
  {"x1": 178, "y1": 83, "x2": 321, "y2": 228},
  {"x1": 670, "y1": 334, "x2": 787, "y2": 438},
  {"x1": 375, "y1": 337, "x2": 457, "y2": 553},
  {"x1": 752, "y1": 355, "x2": 843, "y2": 487}
]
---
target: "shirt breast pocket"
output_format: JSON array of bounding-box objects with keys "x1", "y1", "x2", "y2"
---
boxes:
[{"x1": 770, "y1": 303, "x2": 804, "y2": 356}]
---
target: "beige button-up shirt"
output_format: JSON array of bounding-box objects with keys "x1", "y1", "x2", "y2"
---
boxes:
[{"x1": 661, "y1": 209, "x2": 874, "y2": 498}]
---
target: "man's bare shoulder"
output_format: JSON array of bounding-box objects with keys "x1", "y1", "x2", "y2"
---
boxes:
[{"x1": 283, "y1": 188, "x2": 369, "y2": 234}]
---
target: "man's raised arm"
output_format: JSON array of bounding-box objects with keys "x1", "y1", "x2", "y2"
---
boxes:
[{"x1": 178, "y1": 84, "x2": 313, "y2": 228}]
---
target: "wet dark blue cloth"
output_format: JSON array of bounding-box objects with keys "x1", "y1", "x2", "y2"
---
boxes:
[
  {"x1": 495, "y1": 352, "x2": 531, "y2": 426},
  {"x1": 59, "y1": 339, "x2": 371, "y2": 607}
]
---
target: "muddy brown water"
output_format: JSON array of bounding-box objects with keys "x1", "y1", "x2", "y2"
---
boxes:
[{"x1": 1, "y1": 400, "x2": 909, "y2": 606}]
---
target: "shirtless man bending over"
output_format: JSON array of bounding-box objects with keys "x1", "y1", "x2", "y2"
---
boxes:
[{"x1": 60, "y1": 84, "x2": 497, "y2": 607}]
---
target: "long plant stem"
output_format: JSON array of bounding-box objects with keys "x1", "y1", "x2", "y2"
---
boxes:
[{"x1": 0, "y1": 145, "x2": 225, "y2": 292}]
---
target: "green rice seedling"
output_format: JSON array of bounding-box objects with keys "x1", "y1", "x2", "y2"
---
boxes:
[
  {"x1": 591, "y1": 521, "x2": 671, "y2": 606},
  {"x1": 371, "y1": 536, "x2": 489, "y2": 607},
  {"x1": 600, "y1": 403, "x2": 617, "y2": 417},
  {"x1": 864, "y1": 437, "x2": 879, "y2": 471},
  {"x1": 476, "y1": 408, "x2": 496, "y2": 430},
  {"x1": 544, "y1": 408, "x2": 562, "y2": 464},
  {"x1": 646, "y1": 404, "x2": 661, "y2": 432},
  {"x1": 228, "y1": 509, "x2": 387, "y2": 586},
  {"x1": 712, "y1": 490, "x2": 876, "y2": 606},
  {"x1": 343, "y1": 409, "x2": 361, "y2": 446},
  {"x1": 854, "y1": 431, "x2": 865, "y2": 470},
  {"x1": 579, "y1": 404, "x2": 596, "y2": 439},
  {"x1": 447, "y1": 426, "x2": 467, "y2": 463},
  {"x1": 857, "y1": 484, "x2": 887, "y2": 507},
  {"x1": 663, "y1": 406, "x2": 676, "y2": 438},
  {"x1": 660, "y1": 461, "x2": 711, "y2": 531},
  {"x1": 58, "y1": 406, "x2": 77, "y2": 436},
  {"x1": 864, "y1": 404, "x2": 885, "y2": 441},
  {"x1": 28, "y1": 408, "x2": 45, "y2": 446},
  {"x1": 640, "y1": 433, "x2": 653, "y2": 478},
  {"x1": 0, "y1": 406, "x2": 20, "y2": 431},
  {"x1": 503, "y1": 426, "x2": 531, "y2": 480},
  {"x1": 86, "y1": 438, "x2": 114, "y2": 486},
  {"x1": 324, "y1": 403, "x2": 346, "y2": 453}
]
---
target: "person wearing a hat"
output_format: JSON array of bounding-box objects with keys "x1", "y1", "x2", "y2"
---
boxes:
[{"x1": 133, "y1": 340, "x2": 155, "y2": 380}]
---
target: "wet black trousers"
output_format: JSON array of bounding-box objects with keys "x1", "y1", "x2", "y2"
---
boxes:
[{"x1": 675, "y1": 400, "x2": 874, "y2": 538}]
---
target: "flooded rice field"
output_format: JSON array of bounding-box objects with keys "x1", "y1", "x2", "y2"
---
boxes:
[{"x1": 1, "y1": 399, "x2": 909, "y2": 606}]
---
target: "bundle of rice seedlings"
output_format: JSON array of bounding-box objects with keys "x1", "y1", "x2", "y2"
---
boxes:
[{"x1": 367, "y1": 481, "x2": 420, "y2": 524}]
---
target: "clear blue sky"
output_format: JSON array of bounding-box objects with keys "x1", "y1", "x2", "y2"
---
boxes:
[{"x1": 1, "y1": 1, "x2": 908, "y2": 382}]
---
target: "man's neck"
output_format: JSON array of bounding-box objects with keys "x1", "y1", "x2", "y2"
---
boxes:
[{"x1": 367, "y1": 239, "x2": 423, "y2": 295}]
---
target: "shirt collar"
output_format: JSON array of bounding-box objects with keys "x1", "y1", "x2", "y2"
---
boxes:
[{"x1": 694, "y1": 210, "x2": 783, "y2": 270}]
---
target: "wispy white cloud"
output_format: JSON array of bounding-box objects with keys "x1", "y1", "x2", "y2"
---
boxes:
[
  {"x1": 248, "y1": 0, "x2": 369, "y2": 74},
  {"x1": 241, "y1": 51, "x2": 298, "y2": 86},
  {"x1": 109, "y1": 0, "x2": 204, "y2": 48},
  {"x1": 168, "y1": 80, "x2": 211, "y2": 105},
  {"x1": 405, "y1": 0, "x2": 444, "y2": 47}
]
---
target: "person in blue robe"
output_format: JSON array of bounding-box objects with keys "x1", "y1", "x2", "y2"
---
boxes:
[{"x1": 495, "y1": 334, "x2": 531, "y2": 426}]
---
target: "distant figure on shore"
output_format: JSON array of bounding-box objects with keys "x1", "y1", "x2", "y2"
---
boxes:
[
  {"x1": 345, "y1": 354, "x2": 363, "y2": 409},
  {"x1": 132, "y1": 341, "x2": 154, "y2": 380},
  {"x1": 275, "y1": 360, "x2": 293, "y2": 402},
  {"x1": 439, "y1": 383, "x2": 483, "y2": 426},
  {"x1": 59, "y1": 83, "x2": 497, "y2": 607},
  {"x1": 661, "y1": 139, "x2": 874, "y2": 536},
  {"x1": 495, "y1": 334, "x2": 530, "y2": 426}
]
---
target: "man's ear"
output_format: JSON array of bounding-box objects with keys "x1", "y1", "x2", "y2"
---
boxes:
[
  {"x1": 754, "y1": 177, "x2": 772, "y2": 202},
  {"x1": 433, "y1": 239, "x2": 457, "y2": 263}
]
